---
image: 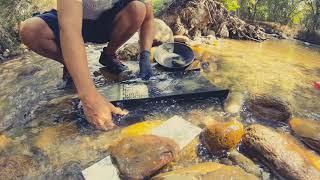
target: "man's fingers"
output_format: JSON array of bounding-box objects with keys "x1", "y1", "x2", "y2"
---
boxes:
[{"x1": 109, "y1": 103, "x2": 129, "y2": 115}]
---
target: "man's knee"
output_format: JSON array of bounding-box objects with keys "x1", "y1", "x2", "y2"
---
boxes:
[
  {"x1": 126, "y1": 1, "x2": 147, "y2": 25},
  {"x1": 19, "y1": 18, "x2": 46, "y2": 46}
]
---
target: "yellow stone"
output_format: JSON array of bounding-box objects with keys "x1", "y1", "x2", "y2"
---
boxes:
[
  {"x1": 289, "y1": 118, "x2": 320, "y2": 140},
  {"x1": 0, "y1": 135, "x2": 11, "y2": 150},
  {"x1": 119, "y1": 120, "x2": 164, "y2": 138},
  {"x1": 202, "y1": 119, "x2": 244, "y2": 153}
]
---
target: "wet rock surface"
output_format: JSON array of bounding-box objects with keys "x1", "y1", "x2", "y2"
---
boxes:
[
  {"x1": 152, "y1": 162, "x2": 259, "y2": 180},
  {"x1": 202, "y1": 119, "x2": 244, "y2": 153},
  {"x1": 243, "y1": 124, "x2": 320, "y2": 180},
  {"x1": 110, "y1": 135, "x2": 179, "y2": 180},
  {"x1": 243, "y1": 95, "x2": 292, "y2": 123},
  {"x1": 229, "y1": 150, "x2": 262, "y2": 177},
  {"x1": 0, "y1": 155, "x2": 40, "y2": 179},
  {"x1": 290, "y1": 118, "x2": 320, "y2": 153}
]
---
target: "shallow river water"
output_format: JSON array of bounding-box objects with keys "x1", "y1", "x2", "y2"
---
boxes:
[{"x1": 0, "y1": 39, "x2": 319, "y2": 179}]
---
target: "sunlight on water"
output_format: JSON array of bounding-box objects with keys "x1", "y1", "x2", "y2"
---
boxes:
[{"x1": 192, "y1": 39, "x2": 320, "y2": 119}]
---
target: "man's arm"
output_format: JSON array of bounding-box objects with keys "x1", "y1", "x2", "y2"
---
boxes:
[{"x1": 57, "y1": 0, "x2": 126, "y2": 130}]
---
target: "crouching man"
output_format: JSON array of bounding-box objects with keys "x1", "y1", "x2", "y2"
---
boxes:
[{"x1": 19, "y1": 0, "x2": 155, "y2": 130}]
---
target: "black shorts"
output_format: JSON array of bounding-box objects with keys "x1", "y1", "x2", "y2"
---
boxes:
[{"x1": 37, "y1": 0, "x2": 130, "y2": 46}]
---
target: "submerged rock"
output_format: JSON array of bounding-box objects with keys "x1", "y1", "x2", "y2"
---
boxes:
[
  {"x1": 152, "y1": 162, "x2": 258, "y2": 180},
  {"x1": 244, "y1": 95, "x2": 292, "y2": 122},
  {"x1": 243, "y1": 124, "x2": 320, "y2": 180},
  {"x1": 290, "y1": 118, "x2": 320, "y2": 153},
  {"x1": 202, "y1": 119, "x2": 244, "y2": 153},
  {"x1": 224, "y1": 92, "x2": 244, "y2": 114},
  {"x1": 154, "y1": 18, "x2": 174, "y2": 46},
  {"x1": 110, "y1": 135, "x2": 179, "y2": 180},
  {"x1": 229, "y1": 150, "x2": 262, "y2": 177},
  {"x1": 0, "y1": 155, "x2": 40, "y2": 179}
]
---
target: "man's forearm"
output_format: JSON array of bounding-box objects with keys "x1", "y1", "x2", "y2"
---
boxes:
[
  {"x1": 58, "y1": 0, "x2": 98, "y2": 99},
  {"x1": 139, "y1": 2, "x2": 154, "y2": 51},
  {"x1": 60, "y1": 30, "x2": 97, "y2": 98}
]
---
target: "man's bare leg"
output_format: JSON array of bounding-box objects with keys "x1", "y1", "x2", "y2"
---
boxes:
[
  {"x1": 103, "y1": 1, "x2": 147, "y2": 55},
  {"x1": 20, "y1": 17, "x2": 74, "y2": 87},
  {"x1": 139, "y1": 1, "x2": 154, "y2": 51},
  {"x1": 20, "y1": 17, "x2": 63, "y2": 63}
]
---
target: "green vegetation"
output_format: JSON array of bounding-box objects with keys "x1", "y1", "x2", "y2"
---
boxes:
[{"x1": 218, "y1": 0, "x2": 319, "y2": 32}]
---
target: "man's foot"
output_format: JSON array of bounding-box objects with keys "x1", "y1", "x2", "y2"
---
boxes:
[
  {"x1": 99, "y1": 48, "x2": 127, "y2": 74},
  {"x1": 57, "y1": 67, "x2": 75, "y2": 90},
  {"x1": 139, "y1": 50, "x2": 153, "y2": 80}
]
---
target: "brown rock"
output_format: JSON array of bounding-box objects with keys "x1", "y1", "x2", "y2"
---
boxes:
[
  {"x1": 152, "y1": 162, "x2": 258, "y2": 180},
  {"x1": 202, "y1": 119, "x2": 244, "y2": 153},
  {"x1": 244, "y1": 94, "x2": 292, "y2": 122},
  {"x1": 110, "y1": 135, "x2": 179, "y2": 179},
  {"x1": 290, "y1": 118, "x2": 320, "y2": 153},
  {"x1": 0, "y1": 155, "x2": 40, "y2": 179},
  {"x1": 243, "y1": 124, "x2": 320, "y2": 180}
]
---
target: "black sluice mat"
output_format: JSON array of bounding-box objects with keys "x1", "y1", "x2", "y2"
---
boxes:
[{"x1": 99, "y1": 71, "x2": 229, "y2": 106}]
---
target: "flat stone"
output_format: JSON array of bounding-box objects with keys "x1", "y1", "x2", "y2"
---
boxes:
[
  {"x1": 152, "y1": 162, "x2": 259, "y2": 180},
  {"x1": 110, "y1": 135, "x2": 179, "y2": 179},
  {"x1": 0, "y1": 155, "x2": 40, "y2": 179},
  {"x1": 202, "y1": 119, "x2": 244, "y2": 153},
  {"x1": 243, "y1": 124, "x2": 320, "y2": 180},
  {"x1": 290, "y1": 118, "x2": 320, "y2": 153}
]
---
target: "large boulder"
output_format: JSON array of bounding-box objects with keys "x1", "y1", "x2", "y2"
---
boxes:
[
  {"x1": 154, "y1": 18, "x2": 174, "y2": 46},
  {"x1": 0, "y1": 155, "x2": 40, "y2": 179},
  {"x1": 109, "y1": 135, "x2": 179, "y2": 179},
  {"x1": 243, "y1": 94, "x2": 292, "y2": 122},
  {"x1": 289, "y1": 118, "x2": 320, "y2": 153},
  {"x1": 152, "y1": 162, "x2": 258, "y2": 180},
  {"x1": 158, "y1": 0, "x2": 266, "y2": 41},
  {"x1": 243, "y1": 124, "x2": 320, "y2": 180},
  {"x1": 201, "y1": 119, "x2": 244, "y2": 153}
]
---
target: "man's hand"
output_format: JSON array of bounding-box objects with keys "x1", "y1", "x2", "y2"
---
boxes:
[{"x1": 81, "y1": 91, "x2": 127, "y2": 131}]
